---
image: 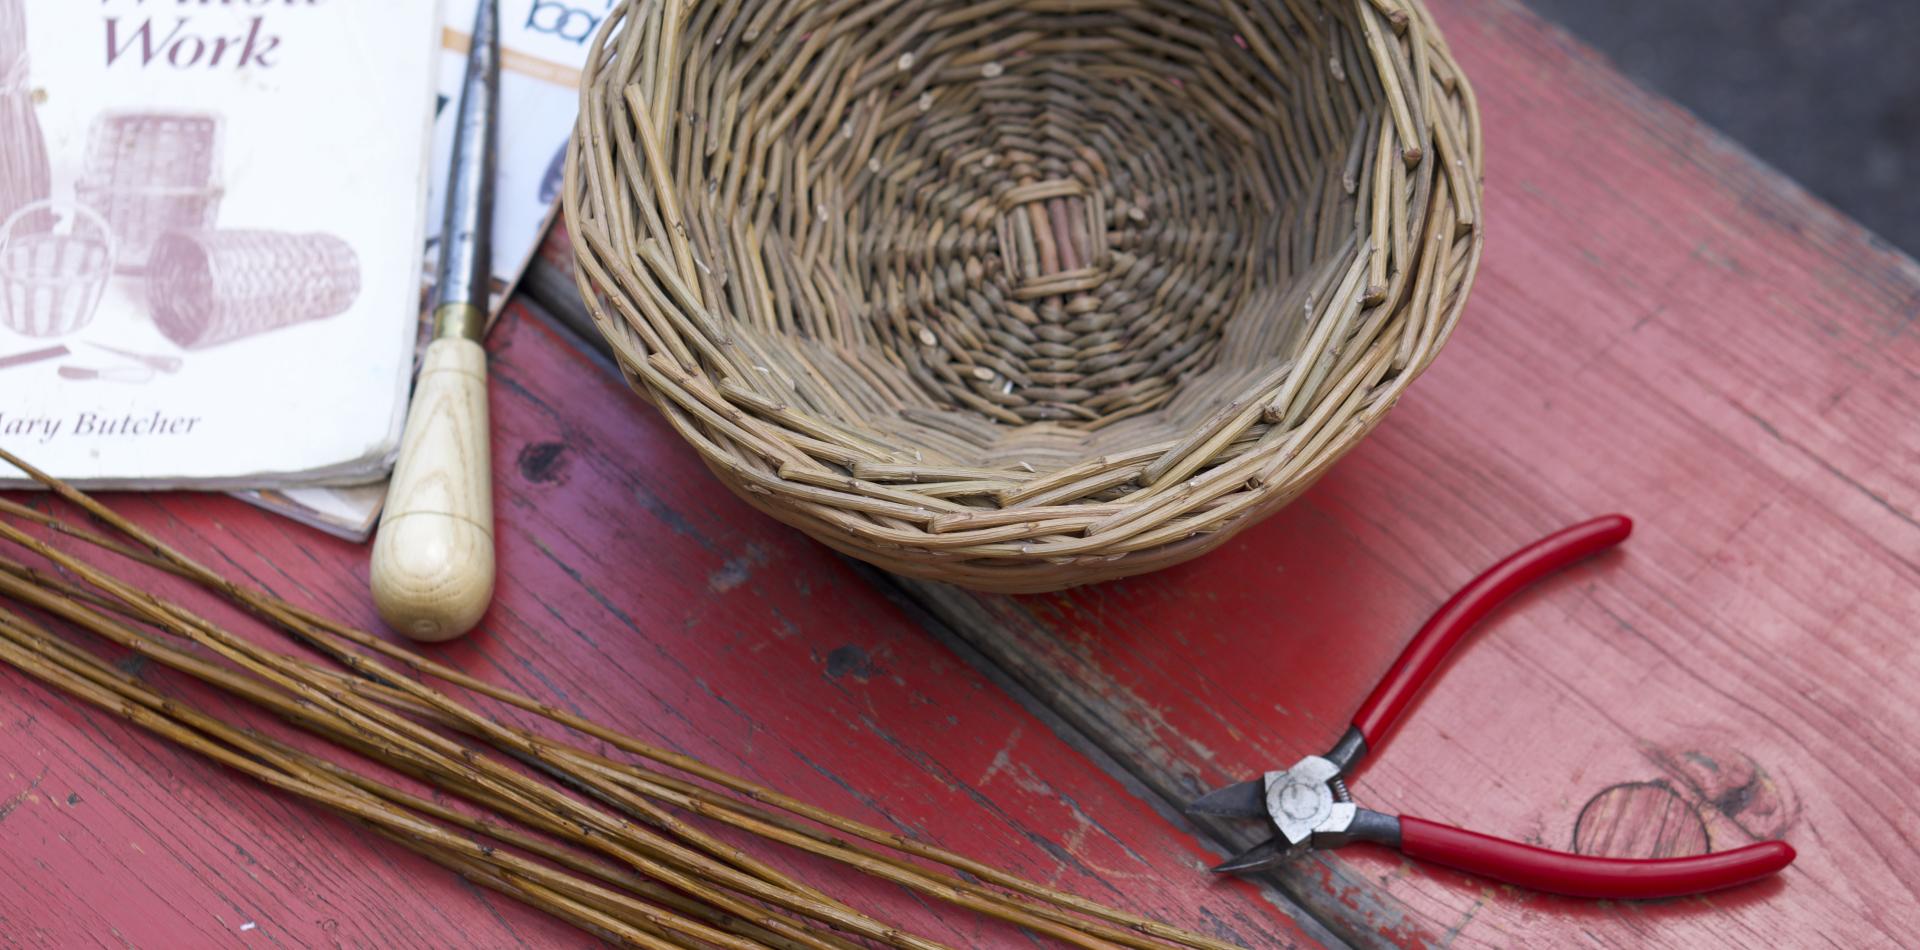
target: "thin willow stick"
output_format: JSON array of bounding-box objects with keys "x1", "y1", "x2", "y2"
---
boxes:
[
  {"x1": 0, "y1": 449, "x2": 1234, "y2": 950},
  {"x1": 0, "y1": 621, "x2": 695, "y2": 949},
  {"x1": 0, "y1": 551, "x2": 894, "y2": 950},
  {"x1": 0, "y1": 619, "x2": 755, "y2": 950},
  {"x1": 0, "y1": 575, "x2": 834, "y2": 950},
  {"x1": 0, "y1": 556, "x2": 867, "y2": 950},
  {"x1": 399, "y1": 840, "x2": 694, "y2": 950},
  {"x1": 0, "y1": 498, "x2": 861, "y2": 917},
  {"x1": 0, "y1": 611, "x2": 744, "y2": 948},
  {"x1": 0, "y1": 521, "x2": 909, "y2": 950},
  {"x1": 202, "y1": 655, "x2": 1152, "y2": 950},
  {"x1": 213, "y1": 657, "x2": 1176, "y2": 950}
]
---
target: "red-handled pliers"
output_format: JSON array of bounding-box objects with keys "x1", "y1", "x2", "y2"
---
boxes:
[{"x1": 1187, "y1": 515, "x2": 1796, "y2": 899}]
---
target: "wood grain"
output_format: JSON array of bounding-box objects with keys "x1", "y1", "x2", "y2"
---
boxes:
[
  {"x1": 519, "y1": 0, "x2": 1920, "y2": 944},
  {"x1": 0, "y1": 304, "x2": 1325, "y2": 948},
  {"x1": 877, "y1": 0, "x2": 1920, "y2": 945},
  {"x1": 5, "y1": 0, "x2": 1914, "y2": 944},
  {"x1": 372, "y1": 335, "x2": 497, "y2": 641}
]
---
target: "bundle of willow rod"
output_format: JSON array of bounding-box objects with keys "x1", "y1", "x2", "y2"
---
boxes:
[
  {"x1": 0, "y1": 448, "x2": 1232, "y2": 950},
  {"x1": 567, "y1": 0, "x2": 1483, "y2": 592}
]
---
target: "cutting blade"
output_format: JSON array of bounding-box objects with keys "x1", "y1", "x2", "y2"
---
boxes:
[
  {"x1": 1211, "y1": 836, "x2": 1299, "y2": 874},
  {"x1": 1185, "y1": 779, "x2": 1268, "y2": 819}
]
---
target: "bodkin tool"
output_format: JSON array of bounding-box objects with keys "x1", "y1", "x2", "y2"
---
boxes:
[{"x1": 371, "y1": 0, "x2": 499, "y2": 642}]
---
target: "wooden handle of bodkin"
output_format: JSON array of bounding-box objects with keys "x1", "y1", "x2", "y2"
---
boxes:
[{"x1": 371, "y1": 336, "x2": 495, "y2": 641}]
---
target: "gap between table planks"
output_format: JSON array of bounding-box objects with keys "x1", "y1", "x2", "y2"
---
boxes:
[
  {"x1": 528, "y1": 0, "x2": 1920, "y2": 945},
  {"x1": 0, "y1": 301, "x2": 1333, "y2": 949}
]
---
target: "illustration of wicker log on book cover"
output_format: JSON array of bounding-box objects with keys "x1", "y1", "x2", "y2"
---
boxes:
[{"x1": 0, "y1": 0, "x2": 437, "y2": 487}]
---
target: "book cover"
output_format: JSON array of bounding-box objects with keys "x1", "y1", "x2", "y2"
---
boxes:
[{"x1": 0, "y1": 0, "x2": 441, "y2": 487}]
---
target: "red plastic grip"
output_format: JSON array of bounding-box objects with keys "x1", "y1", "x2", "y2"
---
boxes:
[
  {"x1": 1399, "y1": 816, "x2": 1795, "y2": 899},
  {"x1": 1350, "y1": 515, "x2": 1633, "y2": 749}
]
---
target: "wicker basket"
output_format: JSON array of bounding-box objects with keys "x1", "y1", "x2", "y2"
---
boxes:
[
  {"x1": 147, "y1": 230, "x2": 360, "y2": 349},
  {"x1": 0, "y1": 200, "x2": 114, "y2": 338},
  {"x1": 567, "y1": 0, "x2": 1484, "y2": 592},
  {"x1": 76, "y1": 111, "x2": 224, "y2": 272}
]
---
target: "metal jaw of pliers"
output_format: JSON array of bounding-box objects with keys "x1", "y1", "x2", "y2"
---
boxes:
[{"x1": 1189, "y1": 516, "x2": 1797, "y2": 900}]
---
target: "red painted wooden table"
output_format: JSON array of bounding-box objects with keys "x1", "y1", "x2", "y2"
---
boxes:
[{"x1": 3, "y1": 0, "x2": 1916, "y2": 946}]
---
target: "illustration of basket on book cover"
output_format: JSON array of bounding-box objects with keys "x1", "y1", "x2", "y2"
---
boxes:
[
  {"x1": 0, "y1": 0, "x2": 51, "y2": 232},
  {"x1": 147, "y1": 229, "x2": 360, "y2": 349},
  {"x1": 76, "y1": 111, "x2": 224, "y2": 272},
  {"x1": 0, "y1": 200, "x2": 115, "y2": 337}
]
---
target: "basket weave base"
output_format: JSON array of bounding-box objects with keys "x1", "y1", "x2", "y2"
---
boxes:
[{"x1": 569, "y1": 0, "x2": 1484, "y2": 591}]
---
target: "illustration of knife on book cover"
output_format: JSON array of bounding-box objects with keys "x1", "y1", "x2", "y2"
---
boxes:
[{"x1": 0, "y1": 0, "x2": 439, "y2": 488}]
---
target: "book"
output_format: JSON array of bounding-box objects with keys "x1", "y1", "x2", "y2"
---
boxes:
[
  {"x1": 242, "y1": 0, "x2": 601, "y2": 541},
  {"x1": 0, "y1": 0, "x2": 442, "y2": 488}
]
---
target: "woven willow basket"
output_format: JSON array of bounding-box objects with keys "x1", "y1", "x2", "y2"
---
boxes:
[{"x1": 568, "y1": 0, "x2": 1483, "y2": 592}]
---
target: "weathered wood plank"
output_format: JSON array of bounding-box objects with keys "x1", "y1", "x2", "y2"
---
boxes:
[
  {"x1": 890, "y1": 1, "x2": 1920, "y2": 945},
  {"x1": 0, "y1": 303, "x2": 1327, "y2": 948},
  {"x1": 525, "y1": 0, "x2": 1920, "y2": 944}
]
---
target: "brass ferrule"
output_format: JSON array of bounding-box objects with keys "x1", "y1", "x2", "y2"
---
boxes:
[{"x1": 431, "y1": 302, "x2": 488, "y2": 343}]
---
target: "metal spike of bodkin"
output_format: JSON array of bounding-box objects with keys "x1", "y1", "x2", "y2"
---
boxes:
[
  {"x1": 1188, "y1": 516, "x2": 1798, "y2": 899},
  {"x1": 371, "y1": 0, "x2": 499, "y2": 642}
]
